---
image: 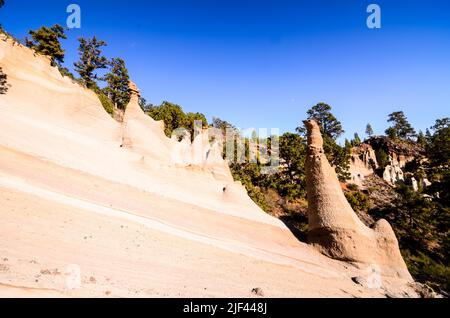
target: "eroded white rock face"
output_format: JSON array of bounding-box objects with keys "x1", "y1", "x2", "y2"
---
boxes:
[
  {"x1": 411, "y1": 177, "x2": 419, "y2": 192},
  {"x1": 170, "y1": 128, "x2": 231, "y2": 181},
  {"x1": 422, "y1": 178, "x2": 432, "y2": 188},
  {"x1": 383, "y1": 164, "x2": 405, "y2": 184},
  {"x1": 381, "y1": 151, "x2": 418, "y2": 185},
  {"x1": 349, "y1": 144, "x2": 378, "y2": 186},
  {"x1": 125, "y1": 81, "x2": 232, "y2": 181},
  {"x1": 171, "y1": 135, "x2": 192, "y2": 165},
  {"x1": 350, "y1": 137, "x2": 421, "y2": 187},
  {"x1": 0, "y1": 38, "x2": 276, "y2": 226}
]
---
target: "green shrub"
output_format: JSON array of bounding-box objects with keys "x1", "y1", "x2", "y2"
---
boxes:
[
  {"x1": 246, "y1": 184, "x2": 269, "y2": 211},
  {"x1": 403, "y1": 250, "x2": 450, "y2": 294},
  {"x1": 58, "y1": 65, "x2": 75, "y2": 80},
  {"x1": 345, "y1": 191, "x2": 370, "y2": 211},
  {"x1": 97, "y1": 92, "x2": 114, "y2": 116},
  {"x1": 147, "y1": 101, "x2": 208, "y2": 138},
  {"x1": 375, "y1": 147, "x2": 390, "y2": 170}
]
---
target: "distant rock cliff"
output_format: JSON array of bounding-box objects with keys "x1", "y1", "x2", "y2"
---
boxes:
[{"x1": 349, "y1": 136, "x2": 426, "y2": 187}]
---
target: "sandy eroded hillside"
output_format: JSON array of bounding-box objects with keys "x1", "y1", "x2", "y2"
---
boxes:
[{"x1": 0, "y1": 35, "x2": 417, "y2": 297}]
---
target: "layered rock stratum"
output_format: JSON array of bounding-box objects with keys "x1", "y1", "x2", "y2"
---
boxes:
[{"x1": 0, "y1": 35, "x2": 417, "y2": 297}]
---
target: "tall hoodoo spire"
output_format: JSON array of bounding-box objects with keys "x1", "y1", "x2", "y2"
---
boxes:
[
  {"x1": 304, "y1": 119, "x2": 412, "y2": 281},
  {"x1": 128, "y1": 80, "x2": 140, "y2": 101}
]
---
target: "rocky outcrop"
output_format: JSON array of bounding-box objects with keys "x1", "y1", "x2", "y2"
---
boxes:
[
  {"x1": 123, "y1": 81, "x2": 233, "y2": 182},
  {"x1": 122, "y1": 81, "x2": 174, "y2": 162},
  {"x1": 411, "y1": 177, "x2": 419, "y2": 192},
  {"x1": 366, "y1": 136, "x2": 423, "y2": 185},
  {"x1": 383, "y1": 164, "x2": 405, "y2": 184},
  {"x1": 350, "y1": 136, "x2": 425, "y2": 186},
  {"x1": 304, "y1": 120, "x2": 412, "y2": 281},
  {"x1": 422, "y1": 178, "x2": 432, "y2": 188},
  {"x1": 349, "y1": 143, "x2": 378, "y2": 186}
]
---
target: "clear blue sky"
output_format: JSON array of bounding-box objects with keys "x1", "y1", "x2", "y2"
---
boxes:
[{"x1": 1, "y1": 0, "x2": 449, "y2": 141}]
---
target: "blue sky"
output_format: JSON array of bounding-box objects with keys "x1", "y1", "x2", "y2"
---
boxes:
[{"x1": 1, "y1": 0, "x2": 449, "y2": 141}]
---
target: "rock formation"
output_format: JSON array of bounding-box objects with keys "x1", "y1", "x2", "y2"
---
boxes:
[
  {"x1": 349, "y1": 143, "x2": 378, "y2": 186},
  {"x1": 304, "y1": 120, "x2": 412, "y2": 280},
  {"x1": 349, "y1": 136, "x2": 425, "y2": 186},
  {"x1": 411, "y1": 177, "x2": 419, "y2": 192},
  {"x1": 0, "y1": 34, "x2": 419, "y2": 297},
  {"x1": 122, "y1": 81, "x2": 233, "y2": 181},
  {"x1": 422, "y1": 178, "x2": 432, "y2": 188},
  {"x1": 383, "y1": 164, "x2": 405, "y2": 184},
  {"x1": 367, "y1": 136, "x2": 422, "y2": 185},
  {"x1": 122, "y1": 80, "x2": 173, "y2": 162}
]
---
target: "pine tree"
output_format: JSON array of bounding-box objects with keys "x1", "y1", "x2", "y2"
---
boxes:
[
  {"x1": 417, "y1": 130, "x2": 427, "y2": 148},
  {"x1": 353, "y1": 133, "x2": 361, "y2": 146},
  {"x1": 427, "y1": 118, "x2": 450, "y2": 169},
  {"x1": 212, "y1": 117, "x2": 235, "y2": 132},
  {"x1": 296, "y1": 103, "x2": 349, "y2": 181},
  {"x1": 344, "y1": 138, "x2": 351, "y2": 149},
  {"x1": 26, "y1": 24, "x2": 67, "y2": 66},
  {"x1": 425, "y1": 128, "x2": 432, "y2": 141},
  {"x1": 74, "y1": 37, "x2": 108, "y2": 89},
  {"x1": 147, "y1": 101, "x2": 188, "y2": 137},
  {"x1": 138, "y1": 97, "x2": 147, "y2": 111},
  {"x1": 277, "y1": 132, "x2": 307, "y2": 200},
  {"x1": 432, "y1": 117, "x2": 450, "y2": 132},
  {"x1": 365, "y1": 123, "x2": 374, "y2": 137},
  {"x1": 385, "y1": 111, "x2": 416, "y2": 140},
  {"x1": 296, "y1": 102, "x2": 344, "y2": 139},
  {"x1": 183, "y1": 112, "x2": 208, "y2": 139},
  {"x1": 103, "y1": 58, "x2": 130, "y2": 110},
  {"x1": 0, "y1": 67, "x2": 8, "y2": 94}
]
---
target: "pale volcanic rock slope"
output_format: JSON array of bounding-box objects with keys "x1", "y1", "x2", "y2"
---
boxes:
[{"x1": 0, "y1": 36, "x2": 417, "y2": 297}]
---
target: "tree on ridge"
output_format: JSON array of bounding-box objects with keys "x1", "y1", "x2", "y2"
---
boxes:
[
  {"x1": 385, "y1": 111, "x2": 416, "y2": 140},
  {"x1": 104, "y1": 58, "x2": 130, "y2": 110},
  {"x1": 74, "y1": 36, "x2": 108, "y2": 89},
  {"x1": 366, "y1": 123, "x2": 374, "y2": 137},
  {"x1": 26, "y1": 24, "x2": 67, "y2": 66}
]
